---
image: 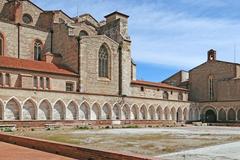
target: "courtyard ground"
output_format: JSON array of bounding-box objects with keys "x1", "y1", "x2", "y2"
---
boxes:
[{"x1": 8, "y1": 126, "x2": 240, "y2": 159}]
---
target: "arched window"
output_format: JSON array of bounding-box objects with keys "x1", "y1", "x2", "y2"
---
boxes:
[
  {"x1": 163, "y1": 91, "x2": 169, "y2": 100},
  {"x1": 98, "y1": 44, "x2": 109, "y2": 78},
  {"x1": 79, "y1": 30, "x2": 89, "y2": 38},
  {"x1": 34, "y1": 40, "x2": 42, "y2": 61},
  {"x1": 208, "y1": 75, "x2": 214, "y2": 100},
  {"x1": 0, "y1": 34, "x2": 3, "y2": 56}
]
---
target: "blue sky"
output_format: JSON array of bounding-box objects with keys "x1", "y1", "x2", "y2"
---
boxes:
[{"x1": 33, "y1": 0, "x2": 240, "y2": 82}]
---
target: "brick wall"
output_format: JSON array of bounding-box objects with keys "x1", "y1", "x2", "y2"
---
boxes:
[{"x1": 0, "y1": 133, "x2": 154, "y2": 160}]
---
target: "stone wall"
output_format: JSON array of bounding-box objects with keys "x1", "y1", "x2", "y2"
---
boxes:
[
  {"x1": 21, "y1": 0, "x2": 42, "y2": 26},
  {"x1": 130, "y1": 85, "x2": 188, "y2": 101},
  {"x1": 0, "y1": 68, "x2": 78, "y2": 91},
  {"x1": 80, "y1": 35, "x2": 119, "y2": 95},
  {"x1": 0, "y1": 21, "x2": 50, "y2": 59},
  {"x1": 52, "y1": 23, "x2": 78, "y2": 72},
  {"x1": 189, "y1": 61, "x2": 237, "y2": 101}
]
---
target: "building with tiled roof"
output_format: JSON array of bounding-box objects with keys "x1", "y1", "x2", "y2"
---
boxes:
[{"x1": 0, "y1": 0, "x2": 237, "y2": 124}]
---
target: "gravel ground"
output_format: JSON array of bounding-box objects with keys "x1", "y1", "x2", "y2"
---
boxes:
[
  {"x1": 12, "y1": 126, "x2": 240, "y2": 158},
  {"x1": 157, "y1": 141, "x2": 240, "y2": 160}
]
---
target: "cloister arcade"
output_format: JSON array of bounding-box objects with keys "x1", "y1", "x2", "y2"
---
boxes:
[
  {"x1": 0, "y1": 97, "x2": 194, "y2": 122},
  {"x1": 202, "y1": 105, "x2": 240, "y2": 122}
]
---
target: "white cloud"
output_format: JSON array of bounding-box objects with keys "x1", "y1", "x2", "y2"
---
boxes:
[{"x1": 32, "y1": 0, "x2": 240, "y2": 70}]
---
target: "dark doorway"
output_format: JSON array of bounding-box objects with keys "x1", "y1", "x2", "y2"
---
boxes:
[{"x1": 205, "y1": 110, "x2": 216, "y2": 123}]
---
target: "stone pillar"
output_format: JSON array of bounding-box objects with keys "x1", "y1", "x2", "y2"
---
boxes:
[{"x1": 236, "y1": 110, "x2": 238, "y2": 121}]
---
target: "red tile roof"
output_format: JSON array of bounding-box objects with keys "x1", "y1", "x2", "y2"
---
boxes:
[
  {"x1": 131, "y1": 80, "x2": 189, "y2": 91},
  {"x1": 0, "y1": 56, "x2": 78, "y2": 76}
]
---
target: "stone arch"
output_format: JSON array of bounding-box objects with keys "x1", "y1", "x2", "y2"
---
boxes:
[
  {"x1": 218, "y1": 108, "x2": 226, "y2": 121},
  {"x1": 148, "y1": 105, "x2": 156, "y2": 120},
  {"x1": 194, "y1": 108, "x2": 199, "y2": 120},
  {"x1": 79, "y1": 101, "x2": 90, "y2": 120},
  {"x1": 66, "y1": 101, "x2": 78, "y2": 120},
  {"x1": 0, "y1": 100, "x2": 3, "y2": 120},
  {"x1": 177, "y1": 107, "x2": 183, "y2": 122},
  {"x1": 79, "y1": 30, "x2": 89, "y2": 37},
  {"x1": 5, "y1": 98, "x2": 21, "y2": 120},
  {"x1": 22, "y1": 99, "x2": 37, "y2": 120},
  {"x1": 140, "y1": 105, "x2": 148, "y2": 120},
  {"x1": 112, "y1": 103, "x2": 121, "y2": 120},
  {"x1": 171, "y1": 107, "x2": 176, "y2": 121},
  {"x1": 131, "y1": 104, "x2": 139, "y2": 120},
  {"x1": 189, "y1": 108, "x2": 193, "y2": 120},
  {"x1": 238, "y1": 110, "x2": 240, "y2": 121},
  {"x1": 122, "y1": 104, "x2": 130, "y2": 120},
  {"x1": 38, "y1": 99, "x2": 52, "y2": 120},
  {"x1": 53, "y1": 100, "x2": 66, "y2": 120},
  {"x1": 228, "y1": 108, "x2": 236, "y2": 121},
  {"x1": 164, "y1": 107, "x2": 171, "y2": 120},
  {"x1": 156, "y1": 106, "x2": 163, "y2": 120},
  {"x1": 183, "y1": 108, "x2": 189, "y2": 121},
  {"x1": 92, "y1": 103, "x2": 101, "y2": 120},
  {"x1": 203, "y1": 106, "x2": 217, "y2": 123},
  {"x1": 102, "y1": 103, "x2": 112, "y2": 120}
]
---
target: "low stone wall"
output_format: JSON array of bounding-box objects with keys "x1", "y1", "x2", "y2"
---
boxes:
[
  {"x1": 0, "y1": 133, "x2": 156, "y2": 160},
  {"x1": 0, "y1": 120, "x2": 176, "y2": 128}
]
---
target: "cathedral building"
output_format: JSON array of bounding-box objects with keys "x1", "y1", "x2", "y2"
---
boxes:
[{"x1": 0, "y1": 0, "x2": 237, "y2": 124}]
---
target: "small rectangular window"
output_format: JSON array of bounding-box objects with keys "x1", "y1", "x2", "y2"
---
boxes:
[
  {"x1": 33, "y1": 76, "x2": 38, "y2": 88},
  {"x1": 0, "y1": 73, "x2": 3, "y2": 86},
  {"x1": 66, "y1": 82, "x2": 74, "y2": 92},
  {"x1": 46, "y1": 77, "x2": 50, "y2": 89},
  {"x1": 5, "y1": 73, "x2": 10, "y2": 86},
  {"x1": 40, "y1": 77, "x2": 44, "y2": 89},
  {"x1": 141, "y1": 86, "x2": 144, "y2": 92},
  {"x1": 0, "y1": 37, "x2": 3, "y2": 56}
]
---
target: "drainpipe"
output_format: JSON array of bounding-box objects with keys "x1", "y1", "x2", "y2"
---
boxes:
[
  {"x1": 76, "y1": 36, "x2": 81, "y2": 92},
  {"x1": 17, "y1": 23, "x2": 21, "y2": 58},
  {"x1": 50, "y1": 29, "x2": 53, "y2": 53},
  {"x1": 118, "y1": 44, "x2": 122, "y2": 96}
]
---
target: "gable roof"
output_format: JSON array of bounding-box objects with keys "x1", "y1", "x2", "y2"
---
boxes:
[
  {"x1": 189, "y1": 60, "x2": 240, "y2": 72},
  {"x1": 0, "y1": 56, "x2": 78, "y2": 76},
  {"x1": 131, "y1": 80, "x2": 189, "y2": 91}
]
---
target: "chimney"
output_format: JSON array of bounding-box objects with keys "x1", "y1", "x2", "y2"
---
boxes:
[
  {"x1": 42, "y1": 52, "x2": 53, "y2": 63},
  {"x1": 207, "y1": 49, "x2": 216, "y2": 62}
]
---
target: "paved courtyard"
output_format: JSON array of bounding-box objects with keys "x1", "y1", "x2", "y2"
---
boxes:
[
  {"x1": 0, "y1": 142, "x2": 74, "y2": 160},
  {"x1": 10, "y1": 126, "x2": 240, "y2": 159}
]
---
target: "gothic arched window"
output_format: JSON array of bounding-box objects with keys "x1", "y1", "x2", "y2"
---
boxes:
[
  {"x1": 208, "y1": 75, "x2": 214, "y2": 100},
  {"x1": 0, "y1": 34, "x2": 3, "y2": 56},
  {"x1": 34, "y1": 40, "x2": 42, "y2": 61},
  {"x1": 98, "y1": 44, "x2": 109, "y2": 78}
]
